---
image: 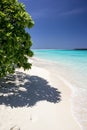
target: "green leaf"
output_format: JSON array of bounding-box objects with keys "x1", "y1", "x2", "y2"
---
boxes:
[{"x1": 0, "y1": 0, "x2": 34, "y2": 78}]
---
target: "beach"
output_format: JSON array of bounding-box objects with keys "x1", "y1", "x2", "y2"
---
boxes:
[
  {"x1": 0, "y1": 57, "x2": 82, "y2": 130},
  {"x1": 1, "y1": 0, "x2": 87, "y2": 129}
]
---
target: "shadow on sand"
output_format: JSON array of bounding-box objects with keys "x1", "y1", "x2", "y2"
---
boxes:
[{"x1": 0, "y1": 71, "x2": 61, "y2": 108}]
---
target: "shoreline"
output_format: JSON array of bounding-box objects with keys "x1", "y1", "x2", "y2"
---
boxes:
[
  {"x1": 32, "y1": 58, "x2": 83, "y2": 129},
  {"x1": 0, "y1": 60, "x2": 82, "y2": 130},
  {"x1": 31, "y1": 65, "x2": 82, "y2": 130}
]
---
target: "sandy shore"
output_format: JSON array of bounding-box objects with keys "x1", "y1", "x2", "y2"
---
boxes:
[{"x1": 0, "y1": 62, "x2": 81, "y2": 130}]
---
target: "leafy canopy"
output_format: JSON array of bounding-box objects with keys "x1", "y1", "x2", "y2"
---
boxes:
[{"x1": 0, "y1": 0, "x2": 34, "y2": 77}]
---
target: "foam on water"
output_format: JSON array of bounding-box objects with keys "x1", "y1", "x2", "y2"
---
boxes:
[
  {"x1": 33, "y1": 49, "x2": 87, "y2": 88},
  {"x1": 33, "y1": 49, "x2": 87, "y2": 130}
]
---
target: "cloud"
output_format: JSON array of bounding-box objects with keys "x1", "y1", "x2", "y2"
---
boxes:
[
  {"x1": 33, "y1": 6, "x2": 87, "y2": 20},
  {"x1": 59, "y1": 7, "x2": 87, "y2": 16},
  {"x1": 31, "y1": 7, "x2": 87, "y2": 20},
  {"x1": 18, "y1": 0, "x2": 87, "y2": 20}
]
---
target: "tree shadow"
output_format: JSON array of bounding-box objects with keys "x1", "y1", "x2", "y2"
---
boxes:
[{"x1": 0, "y1": 71, "x2": 61, "y2": 108}]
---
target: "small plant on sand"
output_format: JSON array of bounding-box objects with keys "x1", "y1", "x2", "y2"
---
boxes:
[{"x1": 0, "y1": 0, "x2": 34, "y2": 77}]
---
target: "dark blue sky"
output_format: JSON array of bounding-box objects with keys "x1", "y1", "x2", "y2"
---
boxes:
[{"x1": 19, "y1": 0, "x2": 87, "y2": 49}]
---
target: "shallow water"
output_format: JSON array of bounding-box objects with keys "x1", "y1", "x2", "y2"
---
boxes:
[{"x1": 33, "y1": 49, "x2": 87, "y2": 130}]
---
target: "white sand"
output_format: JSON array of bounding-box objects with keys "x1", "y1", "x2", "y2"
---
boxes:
[{"x1": 0, "y1": 64, "x2": 81, "y2": 130}]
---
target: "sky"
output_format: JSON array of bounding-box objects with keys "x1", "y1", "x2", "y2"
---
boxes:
[{"x1": 18, "y1": 0, "x2": 87, "y2": 49}]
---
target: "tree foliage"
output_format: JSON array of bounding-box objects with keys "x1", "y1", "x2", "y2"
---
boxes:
[{"x1": 0, "y1": 0, "x2": 34, "y2": 77}]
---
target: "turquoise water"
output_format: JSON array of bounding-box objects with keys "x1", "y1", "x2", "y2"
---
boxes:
[
  {"x1": 33, "y1": 49, "x2": 87, "y2": 84},
  {"x1": 33, "y1": 49, "x2": 87, "y2": 130},
  {"x1": 33, "y1": 49, "x2": 87, "y2": 66},
  {"x1": 33, "y1": 49, "x2": 87, "y2": 88}
]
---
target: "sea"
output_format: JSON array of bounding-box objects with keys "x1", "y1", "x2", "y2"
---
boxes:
[{"x1": 33, "y1": 49, "x2": 87, "y2": 130}]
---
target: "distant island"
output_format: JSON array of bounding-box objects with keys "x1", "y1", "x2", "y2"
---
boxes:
[{"x1": 74, "y1": 48, "x2": 87, "y2": 50}]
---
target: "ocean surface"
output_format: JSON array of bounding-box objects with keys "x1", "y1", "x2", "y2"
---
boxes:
[{"x1": 33, "y1": 49, "x2": 87, "y2": 130}]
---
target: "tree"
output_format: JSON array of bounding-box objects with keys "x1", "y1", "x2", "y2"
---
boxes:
[{"x1": 0, "y1": 0, "x2": 34, "y2": 77}]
